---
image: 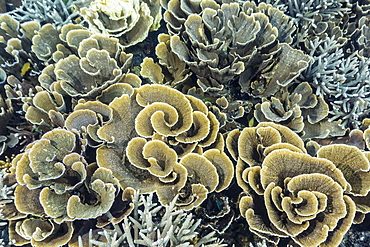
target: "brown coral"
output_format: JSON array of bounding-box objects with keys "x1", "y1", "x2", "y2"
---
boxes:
[
  {"x1": 140, "y1": 33, "x2": 192, "y2": 88},
  {"x1": 239, "y1": 148, "x2": 356, "y2": 247},
  {"x1": 232, "y1": 123, "x2": 370, "y2": 246},
  {"x1": 80, "y1": 0, "x2": 162, "y2": 47},
  {"x1": 2, "y1": 127, "x2": 135, "y2": 246},
  {"x1": 38, "y1": 26, "x2": 133, "y2": 98},
  {"x1": 94, "y1": 84, "x2": 233, "y2": 210},
  {"x1": 162, "y1": 0, "x2": 310, "y2": 97},
  {"x1": 253, "y1": 81, "x2": 345, "y2": 138}
]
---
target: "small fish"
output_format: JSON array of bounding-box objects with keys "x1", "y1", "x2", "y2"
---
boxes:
[
  {"x1": 21, "y1": 62, "x2": 31, "y2": 76},
  {"x1": 248, "y1": 117, "x2": 255, "y2": 127}
]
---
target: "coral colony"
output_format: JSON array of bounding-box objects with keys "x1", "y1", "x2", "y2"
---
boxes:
[{"x1": 0, "y1": 0, "x2": 370, "y2": 246}]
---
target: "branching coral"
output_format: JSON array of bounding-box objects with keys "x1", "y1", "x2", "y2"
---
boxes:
[
  {"x1": 1, "y1": 0, "x2": 370, "y2": 246},
  {"x1": 90, "y1": 190, "x2": 226, "y2": 247},
  {"x1": 6, "y1": 0, "x2": 83, "y2": 27},
  {"x1": 300, "y1": 36, "x2": 370, "y2": 129}
]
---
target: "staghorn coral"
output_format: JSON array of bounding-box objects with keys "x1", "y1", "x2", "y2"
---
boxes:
[
  {"x1": 79, "y1": 0, "x2": 162, "y2": 47},
  {"x1": 89, "y1": 190, "x2": 226, "y2": 247},
  {"x1": 1, "y1": 0, "x2": 370, "y2": 246},
  {"x1": 231, "y1": 122, "x2": 370, "y2": 246},
  {"x1": 299, "y1": 35, "x2": 370, "y2": 129},
  {"x1": 6, "y1": 0, "x2": 84, "y2": 27}
]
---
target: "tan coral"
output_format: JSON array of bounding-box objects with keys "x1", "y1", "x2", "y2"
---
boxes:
[
  {"x1": 239, "y1": 149, "x2": 356, "y2": 247},
  {"x1": 15, "y1": 128, "x2": 87, "y2": 193},
  {"x1": 0, "y1": 94, "x2": 13, "y2": 134},
  {"x1": 23, "y1": 88, "x2": 65, "y2": 127},
  {"x1": 65, "y1": 100, "x2": 114, "y2": 146},
  {"x1": 51, "y1": 51, "x2": 122, "y2": 97},
  {"x1": 135, "y1": 84, "x2": 194, "y2": 137},
  {"x1": 161, "y1": 152, "x2": 219, "y2": 210},
  {"x1": 31, "y1": 24, "x2": 61, "y2": 62},
  {"x1": 254, "y1": 82, "x2": 329, "y2": 133},
  {"x1": 317, "y1": 144, "x2": 370, "y2": 196},
  {"x1": 226, "y1": 122, "x2": 306, "y2": 168},
  {"x1": 37, "y1": 26, "x2": 133, "y2": 98},
  {"x1": 96, "y1": 84, "x2": 232, "y2": 210},
  {"x1": 80, "y1": 0, "x2": 161, "y2": 47},
  {"x1": 9, "y1": 219, "x2": 74, "y2": 247},
  {"x1": 126, "y1": 137, "x2": 178, "y2": 177},
  {"x1": 163, "y1": 0, "x2": 310, "y2": 97},
  {"x1": 0, "y1": 15, "x2": 41, "y2": 83},
  {"x1": 67, "y1": 167, "x2": 118, "y2": 220},
  {"x1": 140, "y1": 33, "x2": 192, "y2": 88}
]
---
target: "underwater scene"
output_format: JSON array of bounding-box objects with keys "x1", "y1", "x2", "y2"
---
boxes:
[{"x1": 0, "y1": 0, "x2": 369, "y2": 246}]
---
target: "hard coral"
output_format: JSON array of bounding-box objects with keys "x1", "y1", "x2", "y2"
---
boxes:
[
  {"x1": 232, "y1": 123, "x2": 370, "y2": 246},
  {"x1": 38, "y1": 25, "x2": 133, "y2": 97},
  {"x1": 253, "y1": 81, "x2": 346, "y2": 139},
  {"x1": 0, "y1": 14, "x2": 41, "y2": 84},
  {"x1": 6, "y1": 0, "x2": 83, "y2": 27},
  {"x1": 1, "y1": 128, "x2": 135, "y2": 246},
  {"x1": 91, "y1": 83, "x2": 233, "y2": 210},
  {"x1": 80, "y1": 0, "x2": 162, "y2": 47},
  {"x1": 162, "y1": 0, "x2": 310, "y2": 97}
]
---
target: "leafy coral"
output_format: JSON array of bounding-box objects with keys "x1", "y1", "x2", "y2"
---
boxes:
[
  {"x1": 0, "y1": 0, "x2": 370, "y2": 246},
  {"x1": 231, "y1": 123, "x2": 370, "y2": 246}
]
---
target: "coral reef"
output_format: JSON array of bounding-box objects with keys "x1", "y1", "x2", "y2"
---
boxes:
[
  {"x1": 228, "y1": 123, "x2": 370, "y2": 246},
  {"x1": 89, "y1": 190, "x2": 226, "y2": 246},
  {"x1": 0, "y1": 0, "x2": 370, "y2": 246},
  {"x1": 80, "y1": 0, "x2": 162, "y2": 47},
  {"x1": 162, "y1": 0, "x2": 311, "y2": 98},
  {"x1": 6, "y1": 0, "x2": 84, "y2": 27}
]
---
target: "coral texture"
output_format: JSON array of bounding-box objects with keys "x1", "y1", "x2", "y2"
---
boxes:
[
  {"x1": 228, "y1": 122, "x2": 370, "y2": 246},
  {"x1": 1, "y1": 0, "x2": 370, "y2": 246}
]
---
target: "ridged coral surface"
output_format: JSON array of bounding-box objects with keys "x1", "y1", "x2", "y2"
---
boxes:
[{"x1": 0, "y1": 0, "x2": 369, "y2": 246}]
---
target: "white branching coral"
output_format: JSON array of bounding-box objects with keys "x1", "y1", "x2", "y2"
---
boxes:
[
  {"x1": 89, "y1": 190, "x2": 226, "y2": 247},
  {"x1": 300, "y1": 36, "x2": 370, "y2": 128},
  {"x1": 6, "y1": 0, "x2": 83, "y2": 26}
]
